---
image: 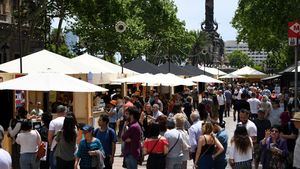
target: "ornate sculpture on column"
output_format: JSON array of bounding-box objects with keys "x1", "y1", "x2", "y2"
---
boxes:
[{"x1": 201, "y1": 0, "x2": 224, "y2": 66}]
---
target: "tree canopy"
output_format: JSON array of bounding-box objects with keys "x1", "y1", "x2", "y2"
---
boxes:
[
  {"x1": 70, "y1": 0, "x2": 195, "y2": 64},
  {"x1": 232, "y1": 0, "x2": 300, "y2": 71},
  {"x1": 228, "y1": 50, "x2": 254, "y2": 68}
]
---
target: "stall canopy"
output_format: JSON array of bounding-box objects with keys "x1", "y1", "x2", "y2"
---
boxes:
[
  {"x1": 72, "y1": 53, "x2": 137, "y2": 74},
  {"x1": 219, "y1": 73, "x2": 244, "y2": 79},
  {"x1": 149, "y1": 73, "x2": 196, "y2": 86},
  {"x1": 111, "y1": 73, "x2": 157, "y2": 84},
  {"x1": 186, "y1": 75, "x2": 223, "y2": 83},
  {"x1": 112, "y1": 73, "x2": 195, "y2": 86},
  {"x1": 71, "y1": 53, "x2": 138, "y2": 84},
  {"x1": 182, "y1": 65, "x2": 213, "y2": 77},
  {"x1": 124, "y1": 58, "x2": 167, "y2": 74},
  {"x1": 159, "y1": 62, "x2": 190, "y2": 76},
  {"x1": 0, "y1": 72, "x2": 108, "y2": 92},
  {"x1": 231, "y1": 66, "x2": 266, "y2": 78},
  {"x1": 0, "y1": 50, "x2": 87, "y2": 74},
  {"x1": 198, "y1": 65, "x2": 227, "y2": 76}
]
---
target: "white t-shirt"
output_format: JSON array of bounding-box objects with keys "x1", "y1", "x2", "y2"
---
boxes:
[
  {"x1": 16, "y1": 130, "x2": 41, "y2": 154},
  {"x1": 247, "y1": 98, "x2": 261, "y2": 114},
  {"x1": 49, "y1": 116, "x2": 65, "y2": 151},
  {"x1": 0, "y1": 149, "x2": 11, "y2": 169},
  {"x1": 229, "y1": 137, "x2": 253, "y2": 162},
  {"x1": 239, "y1": 120, "x2": 257, "y2": 137},
  {"x1": 217, "y1": 94, "x2": 226, "y2": 106}
]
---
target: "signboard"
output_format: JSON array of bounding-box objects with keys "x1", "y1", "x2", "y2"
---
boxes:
[{"x1": 288, "y1": 22, "x2": 300, "y2": 46}]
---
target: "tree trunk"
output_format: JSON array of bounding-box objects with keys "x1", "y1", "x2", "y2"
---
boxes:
[{"x1": 55, "y1": 15, "x2": 64, "y2": 53}]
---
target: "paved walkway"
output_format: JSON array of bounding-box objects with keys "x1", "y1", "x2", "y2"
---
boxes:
[{"x1": 112, "y1": 114, "x2": 237, "y2": 169}]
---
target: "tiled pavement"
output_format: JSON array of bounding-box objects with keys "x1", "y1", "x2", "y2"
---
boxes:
[{"x1": 112, "y1": 114, "x2": 237, "y2": 169}]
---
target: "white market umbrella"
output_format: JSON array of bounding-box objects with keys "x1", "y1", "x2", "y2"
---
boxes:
[
  {"x1": 72, "y1": 53, "x2": 138, "y2": 74},
  {"x1": 111, "y1": 73, "x2": 156, "y2": 84},
  {"x1": 186, "y1": 74, "x2": 223, "y2": 83},
  {"x1": 0, "y1": 50, "x2": 88, "y2": 74},
  {"x1": 231, "y1": 66, "x2": 266, "y2": 78},
  {"x1": 149, "y1": 73, "x2": 196, "y2": 86},
  {"x1": 0, "y1": 72, "x2": 108, "y2": 92},
  {"x1": 198, "y1": 65, "x2": 227, "y2": 76},
  {"x1": 219, "y1": 73, "x2": 245, "y2": 79}
]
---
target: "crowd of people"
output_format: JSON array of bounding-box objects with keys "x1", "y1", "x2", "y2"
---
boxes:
[{"x1": 0, "y1": 82, "x2": 300, "y2": 169}]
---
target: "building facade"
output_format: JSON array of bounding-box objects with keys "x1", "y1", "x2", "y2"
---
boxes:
[
  {"x1": 225, "y1": 40, "x2": 268, "y2": 65},
  {"x1": 0, "y1": 0, "x2": 44, "y2": 64}
]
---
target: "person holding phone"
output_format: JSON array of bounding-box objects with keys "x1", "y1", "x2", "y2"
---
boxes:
[{"x1": 260, "y1": 125, "x2": 288, "y2": 169}]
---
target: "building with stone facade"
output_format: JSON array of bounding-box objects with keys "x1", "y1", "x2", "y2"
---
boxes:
[{"x1": 0, "y1": 0, "x2": 44, "y2": 64}]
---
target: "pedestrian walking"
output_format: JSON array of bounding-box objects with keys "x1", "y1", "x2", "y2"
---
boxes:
[
  {"x1": 143, "y1": 123, "x2": 168, "y2": 169},
  {"x1": 94, "y1": 114, "x2": 117, "y2": 169},
  {"x1": 16, "y1": 120, "x2": 41, "y2": 169},
  {"x1": 48, "y1": 105, "x2": 66, "y2": 169},
  {"x1": 229, "y1": 125, "x2": 253, "y2": 169},
  {"x1": 75, "y1": 124, "x2": 105, "y2": 169},
  {"x1": 121, "y1": 107, "x2": 143, "y2": 169},
  {"x1": 55, "y1": 115, "x2": 77, "y2": 169},
  {"x1": 291, "y1": 112, "x2": 300, "y2": 169},
  {"x1": 194, "y1": 122, "x2": 224, "y2": 169},
  {"x1": 0, "y1": 125, "x2": 12, "y2": 169}
]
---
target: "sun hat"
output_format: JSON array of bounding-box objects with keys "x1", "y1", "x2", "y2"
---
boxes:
[{"x1": 291, "y1": 112, "x2": 300, "y2": 122}]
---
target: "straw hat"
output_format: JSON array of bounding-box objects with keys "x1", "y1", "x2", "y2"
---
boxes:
[{"x1": 291, "y1": 112, "x2": 300, "y2": 122}]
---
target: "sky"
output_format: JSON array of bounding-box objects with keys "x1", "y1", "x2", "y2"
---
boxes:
[{"x1": 174, "y1": 0, "x2": 239, "y2": 40}]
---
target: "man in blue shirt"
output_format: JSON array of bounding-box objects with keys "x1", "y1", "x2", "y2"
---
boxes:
[
  {"x1": 212, "y1": 118, "x2": 228, "y2": 169},
  {"x1": 94, "y1": 114, "x2": 117, "y2": 169}
]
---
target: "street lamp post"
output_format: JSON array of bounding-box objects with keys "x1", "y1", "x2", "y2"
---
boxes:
[{"x1": 17, "y1": 0, "x2": 23, "y2": 73}]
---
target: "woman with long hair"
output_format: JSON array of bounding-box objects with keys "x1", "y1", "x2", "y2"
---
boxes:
[
  {"x1": 16, "y1": 120, "x2": 41, "y2": 169},
  {"x1": 260, "y1": 125, "x2": 288, "y2": 169},
  {"x1": 54, "y1": 115, "x2": 77, "y2": 169},
  {"x1": 229, "y1": 125, "x2": 253, "y2": 169},
  {"x1": 194, "y1": 122, "x2": 224, "y2": 169}
]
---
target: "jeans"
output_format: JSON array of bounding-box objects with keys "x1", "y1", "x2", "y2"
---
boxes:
[
  {"x1": 49, "y1": 151, "x2": 57, "y2": 169},
  {"x1": 125, "y1": 155, "x2": 137, "y2": 169},
  {"x1": 56, "y1": 157, "x2": 74, "y2": 169},
  {"x1": 20, "y1": 153, "x2": 40, "y2": 169}
]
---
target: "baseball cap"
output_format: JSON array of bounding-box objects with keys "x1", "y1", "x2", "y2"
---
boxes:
[{"x1": 82, "y1": 124, "x2": 94, "y2": 132}]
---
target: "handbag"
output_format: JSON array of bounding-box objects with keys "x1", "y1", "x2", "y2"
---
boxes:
[{"x1": 35, "y1": 130, "x2": 46, "y2": 159}]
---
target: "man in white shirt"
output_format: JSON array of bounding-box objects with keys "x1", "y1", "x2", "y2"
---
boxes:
[
  {"x1": 247, "y1": 93, "x2": 261, "y2": 120},
  {"x1": 217, "y1": 90, "x2": 226, "y2": 124},
  {"x1": 48, "y1": 105, "x2": 66, "y2": 169},
  {"x1": 0, "y1": 125, "x2": 12, "y2": 169},
  {"x1": 188, "y1": 112, "x2": 202, "y2": 161},
  {"x1": 239, "y1": 109, "x2": 257, "y2": 143}
]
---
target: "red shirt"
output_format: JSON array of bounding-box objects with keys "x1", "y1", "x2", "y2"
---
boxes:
[{"x1": 144, "y1": 137, "x2": 169, "y2": 154}]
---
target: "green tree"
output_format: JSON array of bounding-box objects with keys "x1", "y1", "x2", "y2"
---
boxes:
[
  {"x1": 228, "y1": 50, "x2": 254, "y2": 68},
  {"x1": 47, "y1": 29, "x2": 75, "y2": 58},
  {"x1": 70, "y1": 0, "x2": 195, "y2": 64},
  {"x1": 231, "y1": 0, "x2": 300, "y2": 71}
]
